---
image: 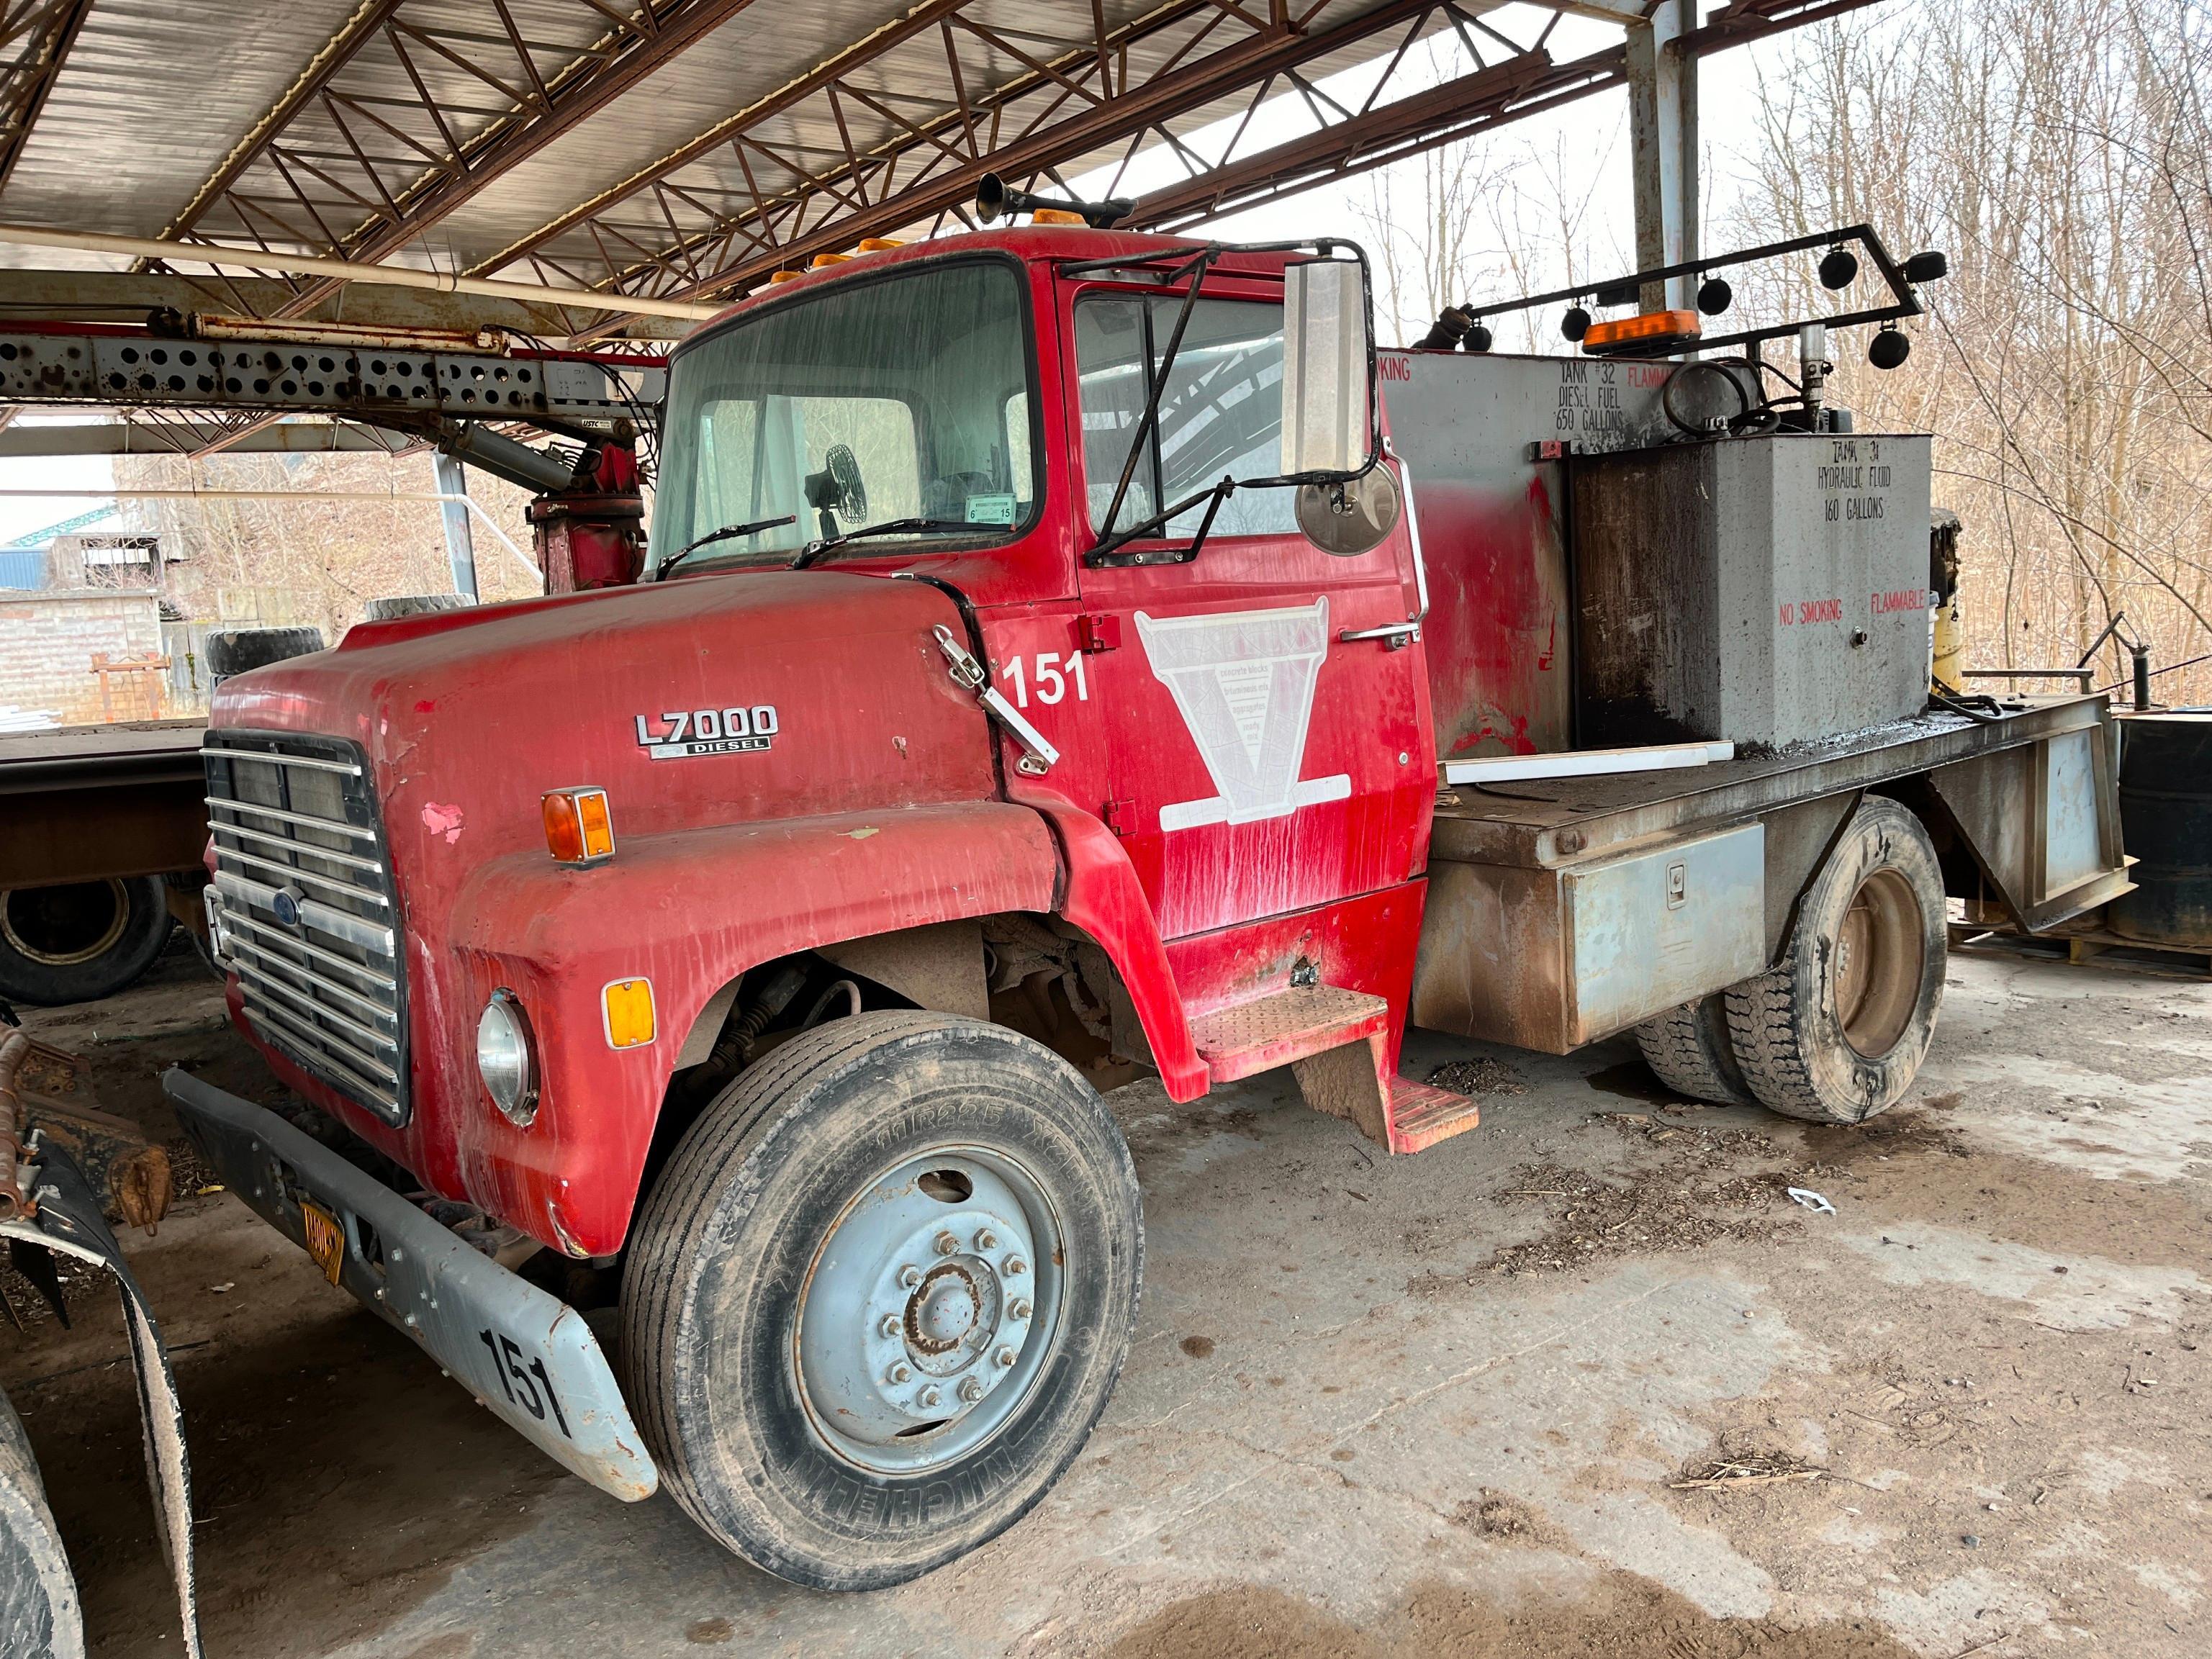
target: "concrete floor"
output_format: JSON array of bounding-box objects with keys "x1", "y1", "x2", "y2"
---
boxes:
[{"x1": 6, "y1": 945, "x2": 2210, "y2": 1658}]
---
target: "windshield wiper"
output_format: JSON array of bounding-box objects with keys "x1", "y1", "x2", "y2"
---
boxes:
[
  {"x1": 1086, "y1": 247, "x2": 1219, "y2": 564},
  {"x1": 654, "y1": 512, "x2": 798, "y2": 579},
  {"x1": 789, "y1": 517, "x2": 972, "y2": 569}
]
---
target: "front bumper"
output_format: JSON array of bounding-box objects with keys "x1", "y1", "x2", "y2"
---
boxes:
[{"x1": 162, "y1": 1070, "x2": 657, "y2": 1502}]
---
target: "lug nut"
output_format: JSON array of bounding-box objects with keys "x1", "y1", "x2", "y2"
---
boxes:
[
  {"x1": 958, "y1": 1377, "x2": 984, "y2": 1403},
  {"x1": 1008, "y1": 1298, "x2": 1031, "y2": 1321},
  {"x1": 898, "y1": 1264, "x2": 923, "y2": 1289},
  {"x1": 888, "y1": 1362, "x2": 911, "y2": 1383},
  {"x1": 1003, "y1": 1255, "x2": 1027, "y2": 1276},
  {"x1": 919, "y1": 1385, "x2": 942, "y2": 1408},
  {"x1": 934, "y1": 1231, "x2": 960, "y2": 1256},
  {"x1": 995, "y1": 1347, "x2": 1016, "y2": 1368},
  {"x1": 879, "y1": 1313, "x2": 902, "y2": 1338},
  {"x1": 975, "y1": 1227, "x2": 998, "y2": 1250}
]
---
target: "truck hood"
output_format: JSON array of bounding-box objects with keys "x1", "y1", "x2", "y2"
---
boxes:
[{"x1": 212, "y1": 570, "x2": 998, "y2": 874}]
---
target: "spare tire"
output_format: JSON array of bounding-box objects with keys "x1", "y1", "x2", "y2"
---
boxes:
[
  {"x1": 362, "y1": 594, "x2": 472, "y2": 623},
  {"x1": 0, "y1": 876, "x2": 175, "y2": 1005},
  {"x1": 206, "y1": 625, "x2": 325, "y2": 686}
]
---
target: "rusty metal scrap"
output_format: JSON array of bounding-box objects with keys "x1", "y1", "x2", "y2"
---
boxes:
[
  {"x1": 0, "y1": 1027, "x2": 32, "y2": 1221},
  {"x1": 0, "y1": 1029, "x2": 173, "y2": 1230}
]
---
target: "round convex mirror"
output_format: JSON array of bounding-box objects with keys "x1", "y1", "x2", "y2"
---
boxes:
[{"x1": 1295, "y1": 465, "x2": 1402, "y2": 556}]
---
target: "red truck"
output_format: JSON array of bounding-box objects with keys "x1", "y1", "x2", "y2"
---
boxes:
[{"x1": 139, "y1": 215, "x2": 2126, "y2": 1599}]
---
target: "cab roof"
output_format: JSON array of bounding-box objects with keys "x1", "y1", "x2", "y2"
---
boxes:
[{"x1": 685, "y1": 224, "x2": 1306, "y2": 341}]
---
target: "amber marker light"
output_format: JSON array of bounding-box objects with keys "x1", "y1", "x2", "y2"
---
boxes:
[
  {"x1": 1581, "y1": 308, "x2": 1702, "y2": 356},
  {"x1": 543, "y1": 786, "x2": 615, "y2": 866},
  {"x1": 602, "y1": 977, "x2": 656, "y2": 1049}
]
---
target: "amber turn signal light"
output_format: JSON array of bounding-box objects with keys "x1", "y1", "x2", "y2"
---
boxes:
[
  {"x1": 543, "y1": 786, "x2": 615, "y2": 866},
  {"x1": 602, "y1": 977, "x2": 656, "y2": 1049},
  {"x1": 1581, "y1": 308, "x2": 1702, "y2": 356}
]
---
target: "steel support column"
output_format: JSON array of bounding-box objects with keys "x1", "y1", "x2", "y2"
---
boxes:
[
  {"x1": 431, "y1": 450, "x2": 477, "y2": 601},
  {"x1": 1627, "y1": 0, "x2": 1697, "y2": 312}
]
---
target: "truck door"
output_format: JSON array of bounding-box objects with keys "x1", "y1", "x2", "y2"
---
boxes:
[{"x1": 1065, "y1": 280, "x2": 1432, "y2": 941}]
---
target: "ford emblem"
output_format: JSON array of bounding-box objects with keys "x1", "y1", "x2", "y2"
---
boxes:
[{"x1": 271, "y1": 887, "x2": 304, "y2": 928}]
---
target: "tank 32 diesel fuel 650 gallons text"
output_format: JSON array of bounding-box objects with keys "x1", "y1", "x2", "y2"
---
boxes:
[{"x1": 145, "y1": 194, "x2": 2128, "y2": 1594}]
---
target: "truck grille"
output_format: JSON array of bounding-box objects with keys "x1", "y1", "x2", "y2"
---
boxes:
[{"x1": 202, "y1": 731, "x2": 409, "y2": 1125}]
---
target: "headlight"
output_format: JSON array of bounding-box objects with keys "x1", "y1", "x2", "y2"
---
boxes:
[{"x1": 477, "y1": 990, "x2": 538, "y2": 1126}]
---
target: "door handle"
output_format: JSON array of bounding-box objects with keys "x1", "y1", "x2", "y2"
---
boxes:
[{"x1": 1340, "y1": 620, "x2": 1420, "y2": 649}]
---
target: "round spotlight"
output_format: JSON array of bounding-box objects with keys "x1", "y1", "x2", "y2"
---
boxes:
[
  {"x1": 1463, "y1": 324, "x2": 1494, "y2": 353},
  {"x1": 477, "y1": 989, "x2": 539, "y2": 1126},
  {"x1": 1818, "y1": 246, "x2": 1859, "y2": 290},
  {"x1": 1696, "y1": 276, "x2": 1733, "y2": 315},
  {"x1": 1561, "y1": 305, "x2": 1591, "y2": 343},
  {"x1": 1869, "y1": 325, "x2": 1912, "y2": 370}
]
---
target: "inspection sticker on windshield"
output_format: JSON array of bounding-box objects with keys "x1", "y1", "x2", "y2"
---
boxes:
[
  {"x1": 633, "y1": 706, "x2": 779, "y2": 760},
  {"x1": 965, "y1": 493, "x2": 1018, "y2": 525}
]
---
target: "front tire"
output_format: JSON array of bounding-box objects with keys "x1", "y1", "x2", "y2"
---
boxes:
[
  {"x1": 620, "y1": 1012, "x2": 1142, "y2": 1590},
  {"x1": 1725, "y1": 796, "x2": 1946, "y2": 1124}
]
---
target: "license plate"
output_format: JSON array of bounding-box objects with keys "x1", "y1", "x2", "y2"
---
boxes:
[{"x1": 300, "y1": 1200, "x2": 346, "y2": 1285}]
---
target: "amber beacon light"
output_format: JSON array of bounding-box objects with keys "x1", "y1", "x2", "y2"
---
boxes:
[
  {"x1": 1581, "y1": 309, "x2": 1702, "y2": 356},
  {"x1": 543, "y1": 786, "x2": 615, "y2": 865}
]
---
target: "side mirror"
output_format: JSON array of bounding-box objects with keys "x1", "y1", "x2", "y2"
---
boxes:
[{"x1": 1280, "y1": 258, "x2": 1375, "y2": 478}]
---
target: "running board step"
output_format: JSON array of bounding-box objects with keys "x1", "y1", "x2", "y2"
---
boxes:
[
  {"x1": 1386, "y1": 1079, "x2": 1483, "y2": 1153},
  {"x1": 1189, "y1": 985, "x2": 1390, "y2": 1083}
]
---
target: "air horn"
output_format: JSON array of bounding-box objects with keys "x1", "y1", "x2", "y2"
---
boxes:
[{"x1": 976, "y1": 171, "x2": 1136, "y2": 230}]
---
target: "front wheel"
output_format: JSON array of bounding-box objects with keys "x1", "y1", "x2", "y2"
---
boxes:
[{"x1": 620, "y1": 1013, "x2": 1142, "y2": 1590}]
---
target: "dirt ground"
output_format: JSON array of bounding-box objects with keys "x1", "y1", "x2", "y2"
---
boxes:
[{"x1": 4, "y1": 940, "x2": 2208, "y2": 1658}]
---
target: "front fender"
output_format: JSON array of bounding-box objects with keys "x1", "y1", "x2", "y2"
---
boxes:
[{"x1": 436, "y1": 802, "x2": 1060, "y2": 1254}]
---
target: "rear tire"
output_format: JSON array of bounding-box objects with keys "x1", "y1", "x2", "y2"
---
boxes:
[
  {"x1": 1725, "y1": 797, "x2": 1946, "y2": 1124},
  {"x1": 0, "y1": 875, "x2": 173, "y2": 1005},
  {"x1": 1635, "y1": 994, "x2": 1756, "y2": 1105},
  {"x1": 620, "y1": 1012, "x2": 1142, "y2": 1590}
]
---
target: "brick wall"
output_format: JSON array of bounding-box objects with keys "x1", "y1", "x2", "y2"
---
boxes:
[{"x1": 0, "y1": 590, "x2": 167, "y2": 725}]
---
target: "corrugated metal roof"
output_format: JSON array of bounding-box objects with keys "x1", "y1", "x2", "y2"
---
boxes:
[
  {"x1": 0, "y1": 0, "x2": 1450, "y2": 278},
  {"x1": 0, "y1": 0, "x2": 367, "y2": 263},
  {"x1": 0, "y1": 3, "x2": 1863, "y2": 314}
]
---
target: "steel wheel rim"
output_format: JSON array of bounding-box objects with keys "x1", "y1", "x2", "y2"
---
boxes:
[
  {"x1": 793, "y1": 1142, "x2": 1066, "y2": 1475},
  {"x1": 0, "y1": 879, "x2": 131, "y2": 967},
  {"x1": 1833, "y1": 867, "x2": 1923, "y2": 1058}
]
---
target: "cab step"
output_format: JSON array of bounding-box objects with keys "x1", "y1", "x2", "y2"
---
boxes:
[
  {"x1": 1386, "y1": 1079, "x2": 1483, "y2": 1153},
  {"x1": 1189, "y1": 985, "x2": 1390, "y2": 1083},
  {"x1": 1187, "y1": 985, "x2": 1484, "y2": 1156}
]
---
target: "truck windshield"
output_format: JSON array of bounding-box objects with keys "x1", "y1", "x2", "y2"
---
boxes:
[{"x1": 651, "y1": 258, "x2": 1037, "y2": 570}]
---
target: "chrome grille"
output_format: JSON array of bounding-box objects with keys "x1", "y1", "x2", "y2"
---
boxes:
[{"x1": 202, "y1": 731, "x2": 409, "y2": 1125}]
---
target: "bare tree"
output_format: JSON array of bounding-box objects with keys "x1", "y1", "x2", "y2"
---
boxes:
[{"x1": 1730, "y1": 0, "x2": 2212, "y2": 701}]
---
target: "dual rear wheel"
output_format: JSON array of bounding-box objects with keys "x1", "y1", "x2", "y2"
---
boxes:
[{"x1": 1636, "y1": 796, "x2": 1947, "y2": 1125}]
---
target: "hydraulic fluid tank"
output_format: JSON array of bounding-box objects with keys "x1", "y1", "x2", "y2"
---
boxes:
[{"x1": 2108, "y1": 712, "x2": 2212, "y2": 948}]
